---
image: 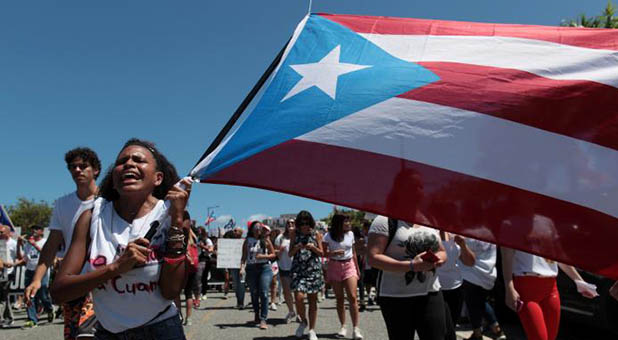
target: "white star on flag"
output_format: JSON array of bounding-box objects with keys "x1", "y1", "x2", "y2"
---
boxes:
[{"x1": 282, "y1": 45, "x2": 372, "y2": 102}]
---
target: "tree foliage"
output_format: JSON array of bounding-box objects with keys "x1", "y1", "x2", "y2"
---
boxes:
[
  {"x1": 6, "y1": 197, "x2": 53, "y2": 233},
  {"x1": 321, "y1": 208, "x2": 367, "y2": 229},
  {"x1": 562, "y1": 1, "x2": 618, "y2": 28}
]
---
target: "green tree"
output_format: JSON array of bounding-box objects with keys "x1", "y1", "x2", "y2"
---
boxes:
[
  {"x1": 562, "y1": 1, "x2": 618, "y2": 28},
  {"x1": 7, "y1": 197, "x2": 53, "y2": 234},
  {"x1": 321, "y1": 208, "x2": 367, "y2": 229}
]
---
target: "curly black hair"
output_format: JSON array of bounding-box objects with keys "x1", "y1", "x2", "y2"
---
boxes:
[
  {"x1": 64, "y1": 147, "x2": 101, "y2": 179},
  {"x1": 98, "y1": 139, "x2": 180, "y2": 201}
]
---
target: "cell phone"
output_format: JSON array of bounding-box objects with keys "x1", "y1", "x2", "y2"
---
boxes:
[
  {"x1": 421, "y1": 251, "x2": 440, "y2": 263},
  {"x1": 516, "y1": 299, "x2": 524, "y2": 312}
]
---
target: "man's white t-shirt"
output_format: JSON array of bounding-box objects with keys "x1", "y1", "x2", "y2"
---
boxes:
[
  {"x1": 323, "y1": 231, "x2": 355, "y2": 261},
  {"x1": 48, "y1": 191, "x2": 94, "y2": 257},
  {"x1": 370, "y1": 216, "x2": 441, "y2": 298},
  {"x1": 24, "y1": 238, "x2": 46, "y2": 271},
  {"x1": 1, "y1": 238, "x2": 17, "y2": 275}
]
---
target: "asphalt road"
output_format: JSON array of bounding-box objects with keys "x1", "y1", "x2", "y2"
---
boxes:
[{"x1": 0, "y1": 292, "x2": 614, "y2": 340}]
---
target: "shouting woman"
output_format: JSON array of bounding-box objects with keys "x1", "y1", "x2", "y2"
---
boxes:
[{"x1": 51, "y1": 139, "x2": 191, "y2": 340}]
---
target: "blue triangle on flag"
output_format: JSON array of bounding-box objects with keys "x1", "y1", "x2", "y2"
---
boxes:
[{"x1": 197, "y1": 14, "x2": 439, "y2": 179}]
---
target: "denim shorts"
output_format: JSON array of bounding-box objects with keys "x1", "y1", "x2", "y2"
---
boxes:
[{"x1": 94, "y1": 314, "x2": 186, "y2": 340}]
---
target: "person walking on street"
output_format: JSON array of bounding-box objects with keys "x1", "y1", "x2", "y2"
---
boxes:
[
  {"x1": 323, "y1": 214, "x2": 363, "y2": 339},
  {"x1": 275, "y1": 219, "x2": 297, "y2": 323},
  {"x1": 51, "y1": 138, "x2": 192, "y2": 340},
  {"x1": 0, "y1": 225, "x2": 18, "y2": 327},
  {"x1": 19, "y1": 225, "x2": 55, "y2": 329},
  {"x1": 289, "y1": 210, "x2": 324, "y2": 340},
  {"x1": 24, "y1": 147, "x2": 100, "y2": 338},
  {"x1": 241, "y1": 221, "x2": 276, "y2": 330}
]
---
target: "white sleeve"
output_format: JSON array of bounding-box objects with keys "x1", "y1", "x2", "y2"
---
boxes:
[
  {"x1": 206, "y1": 238, "x2": 214, "y2": 247},
  {"x1": 369, "y1": 215, "x2": 389, "y2": 237},
  {"x1": 48, "y1": 200, "x2": 62, "y2": 231}
]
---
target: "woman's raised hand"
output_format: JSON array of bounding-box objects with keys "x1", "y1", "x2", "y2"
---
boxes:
[
  {"x1": 166, "y1": 178, "x2": 193, "y2": 228},
  {"x1": 112, "y1": 238, "x2": 151, "y2": 275}
]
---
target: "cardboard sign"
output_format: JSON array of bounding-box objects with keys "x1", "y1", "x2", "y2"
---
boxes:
[{"x1": 216, "y1": 239, "x2": 244, "y2": 269}]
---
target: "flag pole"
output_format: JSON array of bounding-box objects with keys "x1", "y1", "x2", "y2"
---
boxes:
[{"x1": 191, "y1": 38, "x2": 291, "y2": 172}]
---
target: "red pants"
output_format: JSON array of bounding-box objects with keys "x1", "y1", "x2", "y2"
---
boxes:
[{"x1": 514, "y1": 276, "x2": 561, "y2": 340}]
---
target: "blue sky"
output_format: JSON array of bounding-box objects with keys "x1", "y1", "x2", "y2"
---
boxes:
[{"x1": 0, "y1": 0, "x2": 609, "y2": 229}]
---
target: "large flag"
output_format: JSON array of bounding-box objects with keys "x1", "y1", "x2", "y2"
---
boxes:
[
  {"x1": 191, "y1": 14, "x2": 618, "y2": 279},
  {"x1": 0, "y1": 205, "x2": 15, "y2": 232}
]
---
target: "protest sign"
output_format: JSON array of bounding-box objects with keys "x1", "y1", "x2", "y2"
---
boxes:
[{"x1": 216, "y1": 239, "x2": 243, "y2": 269}]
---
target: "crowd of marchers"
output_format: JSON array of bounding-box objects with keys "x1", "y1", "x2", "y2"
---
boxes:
[{"x1": 2, "y1": 141, "x2": 618, "y2": 340}]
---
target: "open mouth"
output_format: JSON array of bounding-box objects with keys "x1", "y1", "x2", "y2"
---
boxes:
[{"x1": 121, "y1": 172, "x2": 141, "y2": 183}]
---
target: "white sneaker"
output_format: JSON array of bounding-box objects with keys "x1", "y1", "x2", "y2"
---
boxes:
[
  {"x1": 308, "y1": 329, "x2": 318, "y2": 340},
  {"x1": 295, "y1": 322, "x2": 307, "y2": 338},
  {"x1": 336, "y1": 325, "x2": 347, "y2": 338},
  {"x1": 270, "y1": 303, "x2": 278, "y2": 311},
  {"x1": 353, "y1": 327, "x2": 363, "y2": 339}
]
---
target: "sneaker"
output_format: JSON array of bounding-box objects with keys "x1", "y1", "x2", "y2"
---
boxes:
[
  {"x1": 353, "y1": 327, "x2": 364, "y2": 339},
  {"x1": 295, "y1": 322, "x2": 307, "y2": 338},
  {"x1": 47, "y1": 309, "x2": 56, "y2": 323},
  {"x1": 259, "y1": 320, "x2": 268, "y2": 330},
  {"x1": 223, "y1": 293, "x2": 229, "y2": 300},
  {"x1": 236, "y1": 304, "x2": 244, "y2": 310},
  {"x1": 359, "y1": 304, "x2": 366, "y2": 312},
  {"x1": 367, "y1": 297, "x2": 375, "y2": 306},
  {"x1": 22, "y1": 320, "x2": 37, "y2": 329},
  {"x1": 336, "y1": 325, "x2": 347, "y2": 338},
  {"x1": 183, "y1": 317, "x2": 192, "y2": 326},
  {"x1": 285, "y1": 311, "x2": 297, "y2": 324},
  {"x1": 270, "y1": 303, "x2": 278, "y2": 311},
  {"x1": 201, "y1": 295, "x2": 208, "y2": 301},
  {"x1": 308, "y1": 329, "x2": 318, "y2": 340},
  {"x1": 2, "y1": 319, "x2": 14, "y2": 327}
]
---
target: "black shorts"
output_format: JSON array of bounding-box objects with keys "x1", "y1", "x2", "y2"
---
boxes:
[
  {"x1": 184, "y1": 272, "x2": 197, "y2": 298},
  {"x1": 363, "y1": 268, "x2": 378, "y2": 285}
]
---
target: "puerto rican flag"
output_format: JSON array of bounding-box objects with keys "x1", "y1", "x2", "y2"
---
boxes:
[{"x1": 191, "y1": 14, "x2": 618, "y2": 278}]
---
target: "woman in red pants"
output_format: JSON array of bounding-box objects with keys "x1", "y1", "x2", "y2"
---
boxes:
[{"x1": 502, "y1": 247, "x2": 597, "y2": 340}]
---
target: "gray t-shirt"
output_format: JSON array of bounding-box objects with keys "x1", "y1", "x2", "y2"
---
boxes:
[{"x1": 369, "y1": 215, "x2": 441, "y2": 297}]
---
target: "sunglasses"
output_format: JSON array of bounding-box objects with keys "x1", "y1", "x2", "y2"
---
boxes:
[{"x1": 67, "y1": 163, "x2": 90, "y2": 171}]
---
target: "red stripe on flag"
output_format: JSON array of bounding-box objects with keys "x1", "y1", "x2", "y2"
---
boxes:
[
  {"x1": 396, "y1": 61, "x2": 618, "y2": 151},
  {"x1": 204, "y1": 139, "x2": 618, "y2": 279},
  {"x1": 320, "y1": 13, "x2": 618, "y2": 51}
]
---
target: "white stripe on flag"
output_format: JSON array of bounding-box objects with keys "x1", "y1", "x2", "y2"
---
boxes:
[
  {"x1": 360, "y1": 34, "x2": 618, "y2": 88},
  {"x1": 297, "y1": 97, "x2": 618, "y2": 217}
]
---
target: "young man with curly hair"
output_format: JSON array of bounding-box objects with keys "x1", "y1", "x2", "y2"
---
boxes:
[{"x1": 23, "y1": 147, "x2": 100, "y2": 338}]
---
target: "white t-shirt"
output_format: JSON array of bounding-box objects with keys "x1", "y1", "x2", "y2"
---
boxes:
[
  {"x1": 246, "y1": 237, "x2": 269, "y2": 265},
  {"x1": 513, "y1": 251, "x2": 559, "y2": 277},
  {"x1": 1, "y1": 238, "x2": 17, "y2": 275},
  {"x1": 370, "y1": 216, "x2": 441, "y2": 297},
  {"x1": 23, "y1": 238, "x2": 46, "y2": 271},
  {"x1": 85, "y1": 198, "x2": 177, "y2": 333},
  {"x1": 274, "y1": 234, "x2": 293, "y2": 271},
  {"x1": 460, "y1": 238, "x2": 497, "y2": 290},
  {"x1": 324, "y1": 231, "x2": 355, "y2": 261},
  {"x1": 49, "y1": 191, "x2": 94, "y2": 258},
  {"x1": 437, "y1": 239, "x2": 462, "y2": 290}
]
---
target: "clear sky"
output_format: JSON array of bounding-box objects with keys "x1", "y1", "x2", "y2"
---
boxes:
[{"x1": 0, "y1": 0, "x2": 610, "y2": 229}]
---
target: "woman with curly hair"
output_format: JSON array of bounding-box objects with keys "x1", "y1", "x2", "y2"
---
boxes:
[
  {"x1": 51, "y1": 139, "x2": 192, "y2": 340},
  {"x1": 289, "y1": 210, "x2": 324, "y2": 340}
]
